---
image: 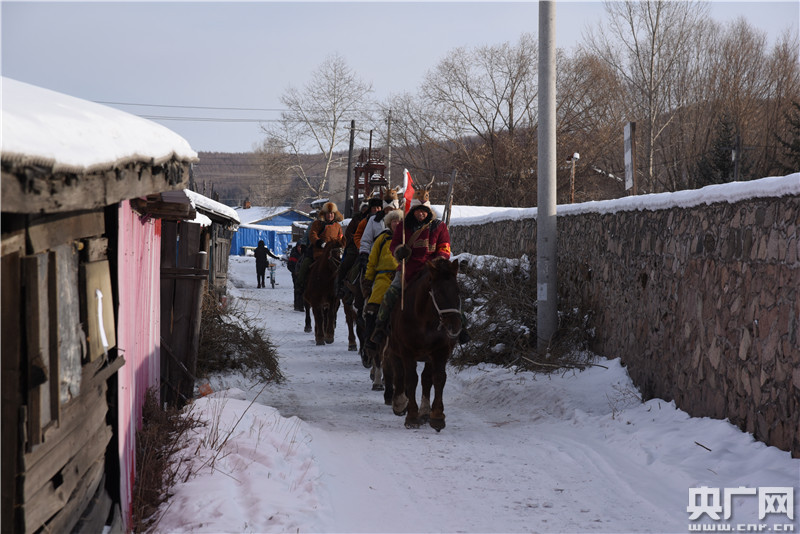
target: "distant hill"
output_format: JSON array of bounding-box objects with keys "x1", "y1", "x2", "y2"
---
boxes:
[
  {"x1": 190, "y1": 151, "x2": 350, "y2": 210},
  {"x1": 190, "y1": 152, "x2": 263, "y2": 207}
]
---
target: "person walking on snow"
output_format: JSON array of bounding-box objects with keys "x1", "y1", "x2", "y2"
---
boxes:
[{"x1": 254, "y1": 240, "x2": 280, "y2": 288}]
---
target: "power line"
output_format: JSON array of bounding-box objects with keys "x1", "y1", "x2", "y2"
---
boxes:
[
  {"x1": 95, "y1": 100, "x2": 285, "y2": 112},
  {"x1": 140, "y1": 115, "x2": 277, "y2": 123}
]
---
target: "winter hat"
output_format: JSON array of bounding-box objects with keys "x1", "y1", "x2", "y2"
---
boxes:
[
  {"x1": 359, "y1": 201, "x2": 370, "y2": 211},
  {"x1": 383, "y1": 209, "x2": 404, "y2": 227},
  {"x1": 368, "y1": 197, "x2": 383, "y2": 209},
  {"x1": 321, "y1": 201, "x2": 338, "y2": 214},
  {"x1": 408, "y1": 197, "x2": 431, "y2": 211}
]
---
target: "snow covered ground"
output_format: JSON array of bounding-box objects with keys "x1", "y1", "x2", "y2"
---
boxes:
[{"x1": 155, "y1": 255, "x2": 799, "y2": 534}]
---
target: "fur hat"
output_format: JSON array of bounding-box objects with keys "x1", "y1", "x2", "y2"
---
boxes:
[
  {"x1": 408, "y1": 197, "x2": 431, "y2": 211},
  {"x1": 320, "y1": 201, "x2": 338, "y2": 214},
  {"x1": 319, "y1": 202, "x2": 343, "y2": 222},
  {"x1": 383, "y1": 209, "x2": 404, "y2": 227},
  {"x1": 368, "y1": 197, "x2": 383, "y2": 209}
]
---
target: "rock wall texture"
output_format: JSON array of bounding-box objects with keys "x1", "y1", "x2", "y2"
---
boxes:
[{"x1": 449, "y1": 190, "x2": 800, "y2": 457}]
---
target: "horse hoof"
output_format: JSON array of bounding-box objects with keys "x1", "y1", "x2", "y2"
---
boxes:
[
  {"x1": 316, "y1": 339, "x2": 325, "y2": 346},
  {"x1": 393, "y1": 407, "x2": 407, "y2": 417},
  {"x1": 418, "y1": 413, "x2": 430, "y2": 425},
  {"x1": 430, "y1": 418, "x2": 446, "y2": 432},
  {"x1": 348, "y1": 343, "x2": 358, "y2": 351},
  {"x1": 372, "y1": 384, "x2": 384, "y2": 391},
  {"x1": 304, "y1": 326, "x2": 312, "y2": 333},
  {"x1": 404, "y1": 419, "x2": 420, "y2": 429},
  {"x1": 325, "y1": 338, "x2": 334, "y2": 344},
  {"x1": 362, "y1": 354, "x2": 373, "y2": 369}
]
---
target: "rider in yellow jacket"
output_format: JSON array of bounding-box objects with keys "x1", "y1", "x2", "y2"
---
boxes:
[{"x1": 362, "y1": 208, "x2": 404, "y2": 361}]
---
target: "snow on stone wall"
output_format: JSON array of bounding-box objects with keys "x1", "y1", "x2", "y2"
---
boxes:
[{"x1": 449, "y1": 190, "x2": 800, "y2": 457}]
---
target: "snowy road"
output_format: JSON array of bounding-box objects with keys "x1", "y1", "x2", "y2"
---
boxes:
[{"x1": 160, "y1": 256, "x2": 799, "y2": 534}]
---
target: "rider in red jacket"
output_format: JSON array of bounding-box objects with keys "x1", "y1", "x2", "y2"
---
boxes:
[{"x1": 369, "y1": 196, "x2": 469, "y2": 348}]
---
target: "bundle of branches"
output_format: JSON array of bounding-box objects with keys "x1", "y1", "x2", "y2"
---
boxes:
[
  {"x1": 133, "y1": 388, "x2": 202, "y2": 533},
  {"x1": 453, "y1": 255, "x2": 596, "y2": 374},
  {"x1": 197, "y1": 292, "x2": 284, "y2": 383}
]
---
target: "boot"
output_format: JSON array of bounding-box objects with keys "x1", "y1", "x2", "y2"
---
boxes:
[
  {"x1": 369, "y1": 285, "x2": 400, "y2": 347},
  {"x1": 363, "y1": 303, "x2": 379, "y2": 351}
]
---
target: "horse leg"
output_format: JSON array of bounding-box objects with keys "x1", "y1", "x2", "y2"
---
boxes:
[
  {"x1": 304, "y1": 302, "x2": 312, "y2": 333},
  {"x1": 418, "y1": 362, "x2": 433, "y2": 424},
  {"x1": 324, "y1": 302, "x2": 336, "y2": 344},
  {"x1": 343, "y1": 301, "x2": 358, "y2": 351},
  {"x1": 388, "y1": 352, "x2": 406, "y2": 414},
  {"x1": 313, "y1": 305, "x2": 325, "y2": 345},
  {"x1": 403, "y1": 359, "x2": 420, "y2": 429},
  {"x1": 371, "y1": 339, "x2": 384, "y2": 391},
  {"x1": 429, "y1": 357, "x2": 447, "y2": 432}
]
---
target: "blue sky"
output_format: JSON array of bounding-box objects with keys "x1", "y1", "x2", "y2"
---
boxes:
[{"x1": 2, "y1": 1, "x2": 798, "y2": 153}]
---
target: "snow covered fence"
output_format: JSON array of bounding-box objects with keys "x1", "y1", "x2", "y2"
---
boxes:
[{"x1": 448, "y1": 174, "x2": 800, "y2": 457}]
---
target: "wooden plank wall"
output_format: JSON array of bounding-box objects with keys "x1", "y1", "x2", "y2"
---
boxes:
[
  {"x1": 1, "y1": 210, "x2": 119, "y2": 534},
  {"x1": 160, "y1": 221, "x2": 208, "y2": 407}
]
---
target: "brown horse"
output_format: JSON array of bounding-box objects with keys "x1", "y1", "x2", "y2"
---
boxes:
[
  {"x1": 384, "y1": 257, "x2": 462, "y2": 431},
  {"x1": 303, "y1": 237, "x2": 357, "y2": 347}
]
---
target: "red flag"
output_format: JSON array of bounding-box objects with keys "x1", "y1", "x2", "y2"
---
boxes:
[{"x1": 403, "y1": 169, "x2": 415, "y2": 214}]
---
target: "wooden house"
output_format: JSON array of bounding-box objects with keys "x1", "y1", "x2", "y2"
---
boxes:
[{"x1": 1, "y1": 77, "x2": 197, "y2": 533}]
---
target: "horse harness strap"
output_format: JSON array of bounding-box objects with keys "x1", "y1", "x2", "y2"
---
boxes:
[{"x1": 429, "y1": 290, "x2": 461, "y2": 317}]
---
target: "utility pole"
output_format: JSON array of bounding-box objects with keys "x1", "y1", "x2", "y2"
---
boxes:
[
  {"x1": 444, "y1": 169, "x2": 457, "y2": 226},
  {"x1": 344, "y1": 120, "x2": 355, "y2": 218},
  {"x1": 386, "y1": 109, "x2": 392, "y2": 188},
  {"x1": 537, "y1": 0, "x2": 558, "y2": 353},
  {"x1": 568, "y1": 152, "x2": 579, "y2": 203}
]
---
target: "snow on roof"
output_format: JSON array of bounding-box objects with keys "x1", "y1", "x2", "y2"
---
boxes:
[
  {"x1": 233, "y1": 205, "x2": 308, "y2": 225},
  {"x1": 1, "y1": 77, "x2": 198, "y2": 174},
  {"x1": 185, "y1": 189, "x2": 239, "y2": 224},
  {"x1": 240, "y1": 222, "x2": 293, "y2": 233}
]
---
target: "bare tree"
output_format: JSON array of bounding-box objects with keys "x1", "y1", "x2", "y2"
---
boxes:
[
  {"x1": 261, "y1": 53, "x2": 373, "y2": 202},
  {"x1": 584, "y1": 0, "x2": 709, "y2": 192},
  {"x1": 412, "y1": 33, "x2": 539, "y2": 206},
  {"x1": 251, "y1": 137, "x2": 301, "y2": 206}
]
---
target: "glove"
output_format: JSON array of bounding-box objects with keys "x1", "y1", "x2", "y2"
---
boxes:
[
  {"x1": 359, "y1": 252, "x2": 370, "y2": 270},
  {"x1": 394, "y1": 245, "x2": 412, "y2": 261}
]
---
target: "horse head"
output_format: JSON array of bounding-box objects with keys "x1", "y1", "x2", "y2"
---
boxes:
[
  {"x1": 325, "y1": 236, "x2": 346, "y2": 263},
  {"x1": 425, "y1": 257, "x2": 462, "y2": 339}
]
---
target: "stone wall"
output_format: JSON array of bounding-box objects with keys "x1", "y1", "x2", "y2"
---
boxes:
[{"x1": 448, "y1": 184, "x2": 800, "y2": 457}]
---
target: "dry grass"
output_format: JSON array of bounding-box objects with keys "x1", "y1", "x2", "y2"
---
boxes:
[
  {"x1": 197, "y1": 292, "x2": 284, "y2": 384},
  {"x1": 132, "y1": 388, "x2": 203, "y2": 533},
  {"x1": 452, "y1": 256, "x2": 597, "y2": 373}
]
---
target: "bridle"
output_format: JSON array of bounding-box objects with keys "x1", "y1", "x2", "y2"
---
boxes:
[
  {"x1": 428, "y1": 287, "x2": 462, "y2": 338},
  {"x1": 327, "y1": 246, "x2": 343, "y2": 269}
]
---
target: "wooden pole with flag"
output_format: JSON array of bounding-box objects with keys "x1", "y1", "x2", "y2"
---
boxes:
[
  {"x1": 401, "y1": 212, "x2": 406, "y2": 310},
  {"x1": 402, "y1": 168, "x2": 415, "y2": 214}
]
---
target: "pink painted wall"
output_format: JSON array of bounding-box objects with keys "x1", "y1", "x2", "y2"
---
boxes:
[{"x1": 116, "y1": 200, "x2": 162, "y2": 530}]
